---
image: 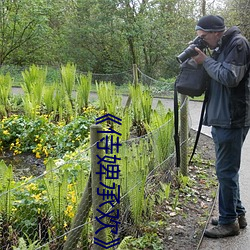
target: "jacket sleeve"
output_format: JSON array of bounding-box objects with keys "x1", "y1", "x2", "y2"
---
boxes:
[{"x1": 203, "y1": 38, "x2": 250, "y2": 87}]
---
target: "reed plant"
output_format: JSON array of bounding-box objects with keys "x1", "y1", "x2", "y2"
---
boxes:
[
  {"x1": 96, "y1": 81, "x2": 122, "y2": 118},
  {"x1": 96, "y1": 81, "x2": 115, "y2": 110},
  {"x1": 60, "y1": 63, "x2": 76, "y2": 102},
  {"x1": 0, "y1": 73, "x2": 12, "y2": 116},
  {"x1": 127, "y1": 140, "x2": 152, "y2": 225},
  {"x1": 145, "y1": 100, "x2": 174, "y2": 164},
  {"x1": 76, "y1": 72, "x2": 92, "y2": 111},
  {"x1": 129, "y1": 83, "x2": 143, "y2": 125},
  {"x1": 21, "y1": 65, "x2": 47, "y2": 118},
  {"x1": 0, "y1": 161, "x2": 14, "y2": 223},
  {"x1": 43, "y1": 159, "x2": 69, "y2": 236},
  {"x1": 141, "y1": 89, "x2": 153, "y2": 124},
  {"x1": 129, "y1": 83, "x2": 152, "y2": 134},
  {"x1": 52, "y1": 83, "x2": 73, "y2": 122},
  {"x1": 0, "y1": 161, "x2": 16, "y2": 248},
  {"x1": 118, "y1": 139, "x2": 152, "y2": 225},
  {"x1": 119, "y1": 109, "x2": 132, "y2": 141},
  {"x1": 22, "y1": 95, "x2": 36, "y2": 119},
  {"x1": 43, "y1": 84, "x2": 55, "y2": 114}
]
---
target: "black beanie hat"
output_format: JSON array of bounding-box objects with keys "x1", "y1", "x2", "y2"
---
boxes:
[{"x1": 195, "y1": 15, "x2": 225, "y2": 32}]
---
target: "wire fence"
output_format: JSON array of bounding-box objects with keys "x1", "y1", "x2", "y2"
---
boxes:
[
  {"x1": 0, "y1": 64, "x2": 175, "y2": 97},
  {"x1": 0, "y1": 66, "x2": 190, "y2": 249}
]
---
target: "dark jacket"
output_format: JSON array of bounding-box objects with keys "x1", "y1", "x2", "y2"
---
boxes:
[{"x1": 203, "y1": 26, "x2": 250, "y2": 128}]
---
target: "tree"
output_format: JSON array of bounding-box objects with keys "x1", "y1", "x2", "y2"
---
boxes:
[
  {"x1": 0, "y1": 0, "x2": 230, "y2": 79},
  {"x1": 0, "y1": 0, "x2": 48, "y2": 65},
  {"x1": 64, "y1": 0, "x2": 130, "y2": 73},
  {"x1": 220, "y1": 0, "x2": 250, "y2": 39},
  {"x1": 0, "y1": 0, "x2": 78, "y2": 66},
  {"x1": 66, "y1": 0, "x2": 200, "y2": 78}
]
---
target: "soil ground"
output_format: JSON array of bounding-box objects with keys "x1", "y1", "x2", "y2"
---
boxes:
[{"x1": 160, "y1": 130, "x2": 217, "y2": 250}]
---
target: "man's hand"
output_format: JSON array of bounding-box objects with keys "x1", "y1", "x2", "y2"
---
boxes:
[{"x1": 192, "y1": 47, "x2": 207, "y2": 64}]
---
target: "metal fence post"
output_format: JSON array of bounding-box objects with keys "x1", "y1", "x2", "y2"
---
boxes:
[
  {"x1": 180, "y1": 94, "x2": 189, "y2": 176},
  {"x1": 91, "y1": 124, "x2": 106, "y2": 250}
]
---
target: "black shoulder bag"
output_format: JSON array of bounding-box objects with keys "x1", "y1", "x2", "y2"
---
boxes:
[
  {"x1": 174, "y1": 58, "x2": 210, "y2": 168},
  {"x1": 175, "y1": 58, "x2": 208, "y2": 97}
]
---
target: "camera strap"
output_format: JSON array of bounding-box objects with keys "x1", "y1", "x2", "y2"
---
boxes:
[
  {"x1": 174, "y1": 85, "x2": 208, "y2": 168},
  {"x1": 174, "y1": 82, "x2": 181, "y2": 168},
  {"x1": 189, "y1": 91, "x2": 208, "y2": 164}
]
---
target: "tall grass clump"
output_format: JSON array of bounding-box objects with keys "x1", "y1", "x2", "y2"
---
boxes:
[
  {"x1": 0, "y1": 161, "x2": 14, "y2": 223},
  {"x1": 43, "y1": 84, "x2": 56, "y2": 114},
  {"x1": 21, "y1": 65, "x2": 47, "y2": 118},
  {"x1": 61, "y1": 63, "x2": 76, "y2": 103},
  {"x1": 120, "y1": 139, "x2": 152, "y2": 225},
  {"x1": 129, "y1": 83, "x2": 153, "y2": 135},
  {"x1": 145, "y1": 100, "x2": 174, "y2": 164},
  {"x1": 52, "y1": 82, "x2": 73, "y2": 122},
  {"x1": 96, "y1": 81, "x2": 122, "y2": 118},
  {"x1": 76, "y1": 72, "x2": 92, "y2": 112},
  {"x1": 0, "y1": 73, "x2": 12, "y2": 117}
]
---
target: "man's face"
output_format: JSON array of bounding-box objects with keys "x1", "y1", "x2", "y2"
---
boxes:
[{"x1": 196, "y1": 30, "x2": 221, "y2": 49}]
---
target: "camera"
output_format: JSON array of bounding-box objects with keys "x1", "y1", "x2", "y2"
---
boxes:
[{"x1": 176, "y1": 36, "x2": 208, "y2": 64}]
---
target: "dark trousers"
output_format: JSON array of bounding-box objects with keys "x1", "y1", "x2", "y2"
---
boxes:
[{"x1": 211, "y1": 126, "x2": 249, "y2": 225}]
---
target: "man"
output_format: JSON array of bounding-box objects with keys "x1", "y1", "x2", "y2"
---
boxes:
[{"x1": 192, "y1": 15, "x2": 250, "y2": 238}]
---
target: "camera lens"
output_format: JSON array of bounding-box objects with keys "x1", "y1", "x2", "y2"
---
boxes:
[
  {"x1": 176, "y1": 44, "x2": 198, "y2": 63},
  {"x1": 176, "y1": 36, "x2": 208, "y2": 63}
]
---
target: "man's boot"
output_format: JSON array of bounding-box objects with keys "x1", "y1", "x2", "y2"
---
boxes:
[
  {"x1": 211, "y1": 214, "x2": 247, "y2": 229},
  {"x1": 204, "y1": 222, "x2": 240, "y2": 238}
]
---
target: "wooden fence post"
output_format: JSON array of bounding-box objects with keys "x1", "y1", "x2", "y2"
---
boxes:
[
  {"x1": 133, "y1": 64, "x2": 138, "y2": 86},
  {"x1": 63, "y1": 124, "x2": 104, "y2": 250},
  {"x1": 63, "y1": 175, "x2": 92, "y2": 250},
  {"x1": 124, "y1": 64, "x2": 138, "y2": 111},
  {"x1": 91, "y1": 124, "x2": 106, "y2": 250}
]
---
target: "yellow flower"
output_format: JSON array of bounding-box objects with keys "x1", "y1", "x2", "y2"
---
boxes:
[
  {"x1": 42, "y1": 147, "x2": 49, "y2": 157},
  {"x1": 71, "y1": 195, "x2": 76, "y2": 204},
  {"x1": 14, "y1": 149, "x2": 22, "y2": 155},
  {"x1": 65, "y1": 205, "x2": 74, "y2": 218},
  {"x1": 100, "y1": 109, "x2": 106, "y2": 115},
  {"x1": 26, "y1": 183, "x2": 37, "y2": 191},
  {"x1": 3, "y1": 130, "x2": 9, "y2": 135},
  {"x1": 21, "y1": 176, "x2": 32, "y2": 181},
  {"x1": 12, "y1": 207, "x2": 17, "y2": 212},
  {"x1": 32, "y1": 193, "x2": 42, "y2": 201},
  {"x1": 36, "y1": 152, "x2": 41, "y2": 158}
]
